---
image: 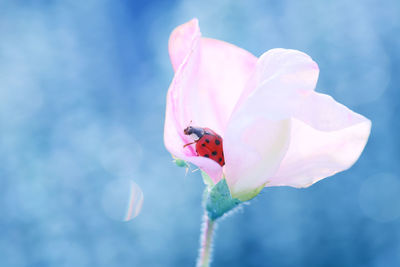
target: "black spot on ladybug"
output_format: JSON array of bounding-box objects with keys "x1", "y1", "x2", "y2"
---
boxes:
[
  {"x1": 219, "y1": 158, "x2": 222, "y2": 162},
  {"x1": 212, "y1": 151, "x2": 217, "y2": 156},
  {"x1": 202, "y1": 144, "x2": 206, "y2": 147},
  {"x1": 205, "y1": 139, "x2": 210, "y2": 143},
  {"x1": 204, "y1": 154, "x2": 210, "y2": 158},
  {"x1": 215, "y1": 139, "x2": 221, "y2": 145}
]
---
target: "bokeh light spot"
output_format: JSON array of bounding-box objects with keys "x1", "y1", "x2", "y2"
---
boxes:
[{"x1": 101, "y1": 178, "x2": 144, "y2": 221}]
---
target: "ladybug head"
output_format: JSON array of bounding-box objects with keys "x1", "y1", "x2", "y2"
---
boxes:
[{"x1": 184, "y1": 126, "x2": 205, "y2": 141}]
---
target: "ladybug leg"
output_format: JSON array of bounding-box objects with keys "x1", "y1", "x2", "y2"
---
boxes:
[{"x1": 183, "y1": 141, "x2": 196, "y2": 148}]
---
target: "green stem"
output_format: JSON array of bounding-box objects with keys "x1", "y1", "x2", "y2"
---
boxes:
[{"x1": 196, "y1": 212, "x2": 216, "y2": 267}]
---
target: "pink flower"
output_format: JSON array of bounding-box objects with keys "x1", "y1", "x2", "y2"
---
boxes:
[{"x1": 164, "y1": 19, "x2": 371, "y2": 201}]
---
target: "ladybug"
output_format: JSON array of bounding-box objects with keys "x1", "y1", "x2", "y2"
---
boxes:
[{"x1": 183, "y1": 126, "x2": 225, "y2": 166}]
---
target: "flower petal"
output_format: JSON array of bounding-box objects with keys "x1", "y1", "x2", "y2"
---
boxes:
[
  {"x1": 165, "y1": 19, "x2": 222, "y2": 181},
  {"x1": 194, "y1": 38, "x2": 257, "y2": 134},
  {"x1": 164, "y1": 19, "x2": 257, "y2": 182},
  {"x1": 168, "y1": 20, "x2": 258, "y2": 136},
  {"x1": 168, "y1": 18, "x2": 200, "y2": 72},
  {"x1": 224, "y1": 49, "x2": 320, "y2": 197},
  {"x1": 232, "y1": 48, "x2": 319, "y2": 115},
  {"x1": 224, "y1": 117, "x2": 291, "y2": 198},
  {"x1": 268, "y1": 92, "x2": 371, "y2": 187}
]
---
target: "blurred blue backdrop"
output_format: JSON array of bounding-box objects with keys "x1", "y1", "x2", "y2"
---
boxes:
[{"x1": 0, "y1": 0, "x2": 399, "y2": 266}]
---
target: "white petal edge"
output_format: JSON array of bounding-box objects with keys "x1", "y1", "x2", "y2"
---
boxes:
[
  {"x1": 268, "y1": 92, "x2": 371, "y2": 187},
  {"x1": 224, "y1": 48, "x2": 320, "y2": 197}
]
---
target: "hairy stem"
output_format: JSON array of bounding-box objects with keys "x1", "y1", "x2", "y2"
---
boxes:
[{"x1": 196, "y1": 212, "x2": 216, "y2": 267}]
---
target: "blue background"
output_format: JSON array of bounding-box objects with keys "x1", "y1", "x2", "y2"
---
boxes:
[{"x1": 0, "y1": 0, "x2": 399, "y2": 266}]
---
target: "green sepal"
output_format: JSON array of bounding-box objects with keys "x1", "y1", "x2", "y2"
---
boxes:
[
  {"x1": 201, "y1": 171, "x2": 215, "y2": 188},
  {"x1": 206, "y1": 178, "x2": 241, "y2": 221},
  {"x1": 233, "y1": 182, "x2": 267, "y2": 202},
  {"x1": 173, "y1": 158, "x2": 188, "y2": 168}
]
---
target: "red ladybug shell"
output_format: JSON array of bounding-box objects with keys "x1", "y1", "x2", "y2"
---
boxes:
[{"x1": 195, "y1": 128, "x2": 225, "y2": 166}]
